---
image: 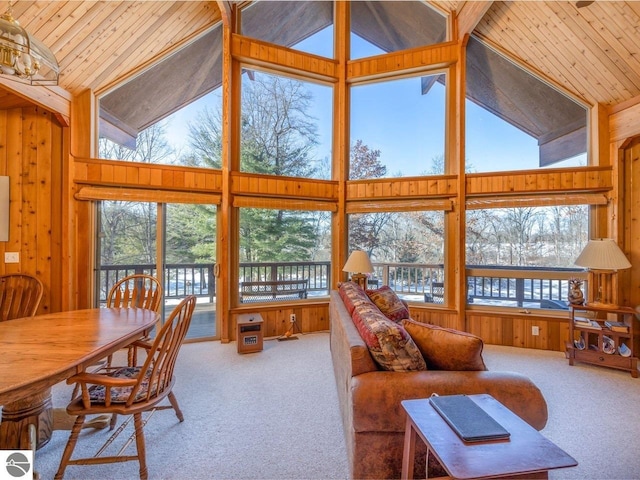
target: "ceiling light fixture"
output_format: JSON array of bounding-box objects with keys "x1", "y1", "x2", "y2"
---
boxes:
[{"x1": 0, "y1": 4, "x2": 59, "y2": 85}]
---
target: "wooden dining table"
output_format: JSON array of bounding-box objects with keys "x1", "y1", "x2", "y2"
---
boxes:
[{"x1": 0, "y1": 307, "x2": 159, "y2": 450}]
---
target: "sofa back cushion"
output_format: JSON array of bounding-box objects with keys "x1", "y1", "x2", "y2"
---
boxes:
[
  {"x1": 402, "y1": 318, "x2": 487, "y2": 371},
  {"x1": 366, "y1": 286, "x2": 410, "y2": 323}
]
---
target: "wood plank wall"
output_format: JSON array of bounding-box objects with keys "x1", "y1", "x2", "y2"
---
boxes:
[
  {"x1": 0, "y1": 106, "x2": 66, "y2": 316},
  {"x1": 230, "y1": 303, "x2": 330, "y2": 341}
]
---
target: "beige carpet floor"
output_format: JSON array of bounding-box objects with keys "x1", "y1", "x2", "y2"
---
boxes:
[{"x1": 31, "y1": 332, "x2": 640, "y2": 479}]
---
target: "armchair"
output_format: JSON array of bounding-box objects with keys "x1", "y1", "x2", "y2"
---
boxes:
[{"x1": 55, "y1": 295, "x2": 197, "y2": 480}]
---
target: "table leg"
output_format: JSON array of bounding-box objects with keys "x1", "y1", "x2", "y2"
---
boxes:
[
  {"x1": 0, "y1": 388, "x2": 53, "y2": 450},
  {"x1": 401, "y1": 418, "x2": 417, "y2": 480}
]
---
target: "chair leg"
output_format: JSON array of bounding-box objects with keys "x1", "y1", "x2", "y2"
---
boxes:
[
  {"x1": 133, "y1": 413, "x2": 148, "y2": 480},
  {"x1": 127, "y1": 346, "x2": 136, "y2": 367},
  {"x1": 167, "y1": 391, "x2": 184, "y2": 422},
  {"x1": 70, "y1": 383, "x2": 79, "y2": 400},
  {"x1": 109, "y1": 413, "x2": 118, "y2": 430},
  {"x1": 54, "y1": 415, "x2": 86, "y2": 480}
]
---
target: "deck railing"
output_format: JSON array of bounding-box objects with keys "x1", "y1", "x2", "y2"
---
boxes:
[
  {"x1": 97, "y1": 261, "x2": 330, "y2": 302},
  {"x1": 97, "y1": 261, "x2": 586, "y2": 309},
  {"x1": 97, "y1": 263, "x2": 216, "y2": 302},
  {"x1": 466, "y1": 265, "x2": 586, "y2": 309},
  {"x1": 238, "y1": 261, "x2": 330, "y2": 292}
]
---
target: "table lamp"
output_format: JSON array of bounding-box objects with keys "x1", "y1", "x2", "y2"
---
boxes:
[
  {"x1": 343, "y1": 250, "x2": 374, "y2": 289},
  {"x1": 574, "y1": 238, "x2": 631, "y2": 307}
]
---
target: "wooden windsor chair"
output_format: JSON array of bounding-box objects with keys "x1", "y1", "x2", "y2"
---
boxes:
[
  {"x1": 107, "y1": 274, "x2": 163, "y2": 366},
  {"x1": 0, "y1": 273, "x2": 43, "y2": 321},
  {"x1": 55, "y1": 295, "x2": 197, "y2": 480},
  {"x1": 70, "y1": 273, "x2": 164, "y2": 420}
]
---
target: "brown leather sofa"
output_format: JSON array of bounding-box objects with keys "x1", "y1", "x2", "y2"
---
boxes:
[{"x1": 329, "y1": 290, "x2": 549, "y2": 479}]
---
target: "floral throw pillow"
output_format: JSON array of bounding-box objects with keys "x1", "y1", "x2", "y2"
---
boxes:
[
  {"x1": 402, "y1": 318, "x2": 487, "y2": 371},
  {"x1": 338, "y1": 281, "x2": 371, "y2": 316},
  {"x1": 366, "y1": 285, "x2": 410, "y2": 323},
  {"x1": 352, "y1": 303, "x2": 427, "y2": 372}
]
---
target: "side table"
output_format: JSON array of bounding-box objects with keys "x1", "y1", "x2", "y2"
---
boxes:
[{"x1": 401, "y1": 394, "x2": 577, "y2": 479}]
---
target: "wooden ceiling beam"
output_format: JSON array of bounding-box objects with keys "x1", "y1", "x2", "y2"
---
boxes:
[
  {"x1": 0, "y1": 81, "x2": 71, "y2": 126},
  {"x1": 455, "y1": 1, "x2": 493, "y2": 41},
  {"x1": 217, "y1": 1, "x2": 233, "y2": 26}
]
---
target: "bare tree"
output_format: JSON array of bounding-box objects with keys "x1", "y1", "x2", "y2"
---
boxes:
[
  {"x1": 99, "y1": 122, "x2": 175, "y2": 164},
  {"x1": 98, "y1": 124, "x2": 175, "y2": 266}
]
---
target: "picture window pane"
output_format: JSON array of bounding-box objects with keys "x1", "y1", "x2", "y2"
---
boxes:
[{"x1": 350, "y1": 74, "x2": 446, "y2": 179}]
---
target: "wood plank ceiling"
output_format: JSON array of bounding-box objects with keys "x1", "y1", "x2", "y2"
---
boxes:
[
  {"x1": 472, "y1": 1, "x2": 640, "y2": 108},
  {"x1": 0, "y1": 0, "x2": 221, "y2": 96},
  {"x1": 0, "y1": 1, "x2": 639, "y2": 117}
]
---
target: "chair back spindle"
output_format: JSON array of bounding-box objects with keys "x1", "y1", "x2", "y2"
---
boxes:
[{"x1": 107, "y1": 274, "x2": 162, "y2": 312}]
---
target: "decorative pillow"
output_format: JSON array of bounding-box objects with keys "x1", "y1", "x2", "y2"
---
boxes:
[
  {"x1": 352, "y1": 304, "x2": 426, "y2": 372},
  {"x1": 401, "y1": 318, "x2": 487, "y2": 371},
  {"x1": 89, "y1": 366, "x2": 156, "y2": 404},
  {"x1": 338, "y1": 281, "x2": 371, "y2": 316},
  {"x1": 366, "y1": 285, "x2": 410, "y2": 323}
]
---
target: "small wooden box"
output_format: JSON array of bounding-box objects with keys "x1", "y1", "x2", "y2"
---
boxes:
[{"x1": 237, "y1": 313, "x2": 264, "y2": 354}]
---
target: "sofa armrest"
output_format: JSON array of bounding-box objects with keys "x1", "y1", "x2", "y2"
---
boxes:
[{"x1": 351, "y1": 370, "x2": 548, "y2": 433}]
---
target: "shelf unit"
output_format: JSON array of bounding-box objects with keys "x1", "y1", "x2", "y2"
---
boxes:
[{"x1": 567, "y1": 304, "x2": 638, "y2": 378}]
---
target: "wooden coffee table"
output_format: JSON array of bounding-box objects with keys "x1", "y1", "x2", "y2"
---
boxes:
[{"x1": 401, "y1": 394, "x2": 577, "y2": 479}]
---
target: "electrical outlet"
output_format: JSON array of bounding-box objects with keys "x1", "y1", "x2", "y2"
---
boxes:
[
  {"x1": 532, "y1": 326, "x2": 540, "y2": 336},
  {"x1": 4, "y1": 252, "x2": 19, "y2": 263},
  {"x1": 290, "y1": 314, "x2": 296, "y2": 323}
]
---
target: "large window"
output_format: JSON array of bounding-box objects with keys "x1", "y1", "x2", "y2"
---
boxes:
[
  {"x1": 96, "y1": 201, "x2": 218, "y2": 340},
  {"x1": 238, "y1": 208, "x2": 331, "y2": 304},
  {"x1": 348, "y1": 211, "x2": 445, "y2": 303},
  {"x1": 465, "y1": 37, "x2": 588, "y2": 173},
  {"x1": 466, "y1": 205, "x2": 589, "y2": 309},
  {"x1": 350, "y1": 1, "x2": 447, "y2": 60},
  {"x1": 241, "y1": 1, "x2": 334, "y2": 58},
  {"x1": 99, "y1": 23, "x2": 224, "y2": 161},
  {"x1": 350, "y1": 74, "x2": 446, "y2": 178},
  {"x1": 240, "y1": 71, "x2": 333, "y2": 179}
]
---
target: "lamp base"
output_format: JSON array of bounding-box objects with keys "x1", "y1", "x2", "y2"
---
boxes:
[{"x1": 350, "y1": 273, "x2": 368, "y2": 289}]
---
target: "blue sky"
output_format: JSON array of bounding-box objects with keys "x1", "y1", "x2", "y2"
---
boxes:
[{"x1": 163, "y1": 25, "x2": 586, "y2": 175}]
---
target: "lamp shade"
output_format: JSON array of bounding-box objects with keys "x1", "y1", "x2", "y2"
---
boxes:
[
  {"x1": 342, "y1": 250, "x2": 374, "y2": 274},
  {"x1": 574, "y1": 238, "x2": 631, "y2": 271}
]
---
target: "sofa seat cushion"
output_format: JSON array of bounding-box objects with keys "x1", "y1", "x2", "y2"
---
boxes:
[
  {"x1": 366, "y1": 285, "x2": 410, "y2": 322},
  {"x1": 402, "y1": 318, "x2": 487, "y2": 371}
]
